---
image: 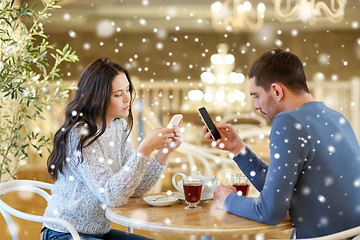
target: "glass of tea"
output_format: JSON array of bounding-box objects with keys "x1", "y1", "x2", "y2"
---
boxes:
[
  {"x1": 231, "y1": 173, "x2": 250, "y2": 196},
  {"x1": 182, "y1": 176, "x2": 204, "y2": 209}
]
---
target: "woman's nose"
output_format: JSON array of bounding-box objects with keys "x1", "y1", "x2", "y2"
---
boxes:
[{"x1": 124, "y1": 91, "x2": 130, "y2": 102}]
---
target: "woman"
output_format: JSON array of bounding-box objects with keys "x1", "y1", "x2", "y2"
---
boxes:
[{"x1": 42, "y1": 57, "x2": 182, "y2": 239}]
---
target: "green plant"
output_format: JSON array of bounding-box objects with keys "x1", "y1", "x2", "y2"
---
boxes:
[{"x1": 0, "y1": 0, "x2": 79, "y2": 181}]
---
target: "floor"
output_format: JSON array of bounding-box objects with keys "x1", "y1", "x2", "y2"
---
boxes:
[{"x1": 0, "y1": 168, "x2": 292, "y2": 240}]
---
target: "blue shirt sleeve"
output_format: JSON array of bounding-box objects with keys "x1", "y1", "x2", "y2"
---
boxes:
[{"x1": 225, "y1": 113, "x2": 312, "y2": 225}]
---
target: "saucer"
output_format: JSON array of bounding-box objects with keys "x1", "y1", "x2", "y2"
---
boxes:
[
  {"x1": 143, "y1": 195, "x2": 179, "y2": 207},
  {"x1": 174, "y1": 193, "x2": 213, "y2": 201}
]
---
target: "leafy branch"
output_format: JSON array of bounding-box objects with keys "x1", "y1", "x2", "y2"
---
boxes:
[{"x1": 0, "y1": 0, "x2": 79, "y2": 181}]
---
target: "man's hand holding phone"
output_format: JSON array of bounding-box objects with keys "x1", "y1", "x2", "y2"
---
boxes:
[
  {"x1": 204, "y1": 122, "x2": 246, "y2": 156},
  {"x1": 198, "y1": 107, "x2": 246, "y2": 156},
  {"x1": 198, "y1": 107, "x2": 221, "y2": 141}
]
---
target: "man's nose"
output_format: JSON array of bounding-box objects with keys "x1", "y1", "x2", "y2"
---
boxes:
[{"x1": 254, "y1": 102, "x2": 261, "y2": 111}]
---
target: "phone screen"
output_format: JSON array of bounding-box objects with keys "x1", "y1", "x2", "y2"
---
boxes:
[{"x1": 198, "y1": 107, "x2": 221, "y2": 140}]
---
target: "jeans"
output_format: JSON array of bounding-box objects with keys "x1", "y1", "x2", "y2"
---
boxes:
[{"x1": 41, "y1": 227, "x2": 154, "y2": 240}]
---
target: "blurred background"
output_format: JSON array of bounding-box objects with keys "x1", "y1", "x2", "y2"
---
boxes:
[
  {"x1": 26, "y1": 0, "x2": 360, "y2": 182},
  {"x1": 3, "y1": 0, "x2": 360, "y2": 239}
]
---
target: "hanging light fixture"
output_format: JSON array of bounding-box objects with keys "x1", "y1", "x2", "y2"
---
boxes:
[
  {"x1": 273, "y1": 0, "x2": 347, "y2": 25},
  {"x1": 211, "y1": 0, "x2": 266, "y2": 32},
  {"x1": 188, "y1": 43, "x2": 246, "y2": 111}
]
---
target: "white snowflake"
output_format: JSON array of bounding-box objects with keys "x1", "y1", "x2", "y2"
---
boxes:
[
  {"x1": 52, "y1": 209, "x2": 59, "y2": 216},
  {"x1": 237, "y1": 191, "x2": 243, "y2": 196},
  {"x1": 294, "y1": 123, "x2": 302, "y2": 130},
  {"x1": 96, "y1": 20, "x2": 115, "y2": 38},
  {"x1": 79, "y1": 126, "x2": 89, "y2": 136},
  {"x1": 327, "y1": 145, "x2": 335, "y2": 153},
  {"x1": 164, "y1": 218, "x2": 171, "y2": 225},
  {"x1": 334, "y1": 133, "x2": 342, "y2": 142},
  {"x1": 354, "y1": 178, "x2": 360, "y2": 187},
  {"x1": 318, "y1": 217, "x2": 329, "y2": 227},
  {"x1": 302, "y1": 187, "x2": 311, "y2": 195},
  {"x1": 318, "y1": 195, "x2": 326, "y2": 203},
  {"x1": 356, "y1": 205, "x2": 360, "y2": 213},
  {"x1": 74, "y1": 150, "x2": 81, "y2": 157},
  {"x1": 240, "y1": 148, "x2": 248, "y2": 156},
  {"x1": 324, "y1": 176, "x2": 334, "y2": 186},
  {"x1": 68, "y1": 30, "x2": 76, "y2": 38},
  {"x1": 63, "y1": 13, "x2": 71, "y2": 21}
]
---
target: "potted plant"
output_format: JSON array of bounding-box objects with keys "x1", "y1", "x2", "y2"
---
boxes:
[{"x1": 0, "y1": 0, "x2": 78, "y2": 181}]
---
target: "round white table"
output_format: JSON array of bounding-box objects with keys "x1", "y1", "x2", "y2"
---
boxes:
[{"x1": 106, "y1": 195, "x2": 293, "y2": 240}]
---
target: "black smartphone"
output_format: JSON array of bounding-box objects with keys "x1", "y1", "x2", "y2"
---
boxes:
[{"x1": 198, "y1": 107, "x2": 221, "y2": 141}]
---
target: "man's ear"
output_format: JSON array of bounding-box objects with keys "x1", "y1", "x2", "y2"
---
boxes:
[{"x1": 270, "y1": 83, "x2": 284, "y2": 101}]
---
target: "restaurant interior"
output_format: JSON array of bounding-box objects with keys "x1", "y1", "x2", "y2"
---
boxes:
[{"x1": 1, "y1": 0, "x2": 360, "y2": 239}]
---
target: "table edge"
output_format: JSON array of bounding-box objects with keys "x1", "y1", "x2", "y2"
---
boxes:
[{"x1": 105, "y1": 207, "x2": 292, "y2": 235}]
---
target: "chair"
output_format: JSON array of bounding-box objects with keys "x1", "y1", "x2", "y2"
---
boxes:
[
  {"x1": 290, "y1": 227, "x2": 360, "y2": 240},
  {"x1": 0, "y1": 180, "x2": 80, "y2": 240}
]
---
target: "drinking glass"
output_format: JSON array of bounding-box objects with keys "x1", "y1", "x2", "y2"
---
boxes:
[
  {"x1": 182, "y1": 177, "x2": 203, "y2": 209},
  {"x1": 231, "y1": 173, "x2": 250, "y2": 196}
]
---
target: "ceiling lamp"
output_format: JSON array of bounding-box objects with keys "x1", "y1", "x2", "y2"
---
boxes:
[
  {"x1": 273, "y1": 0, "x2": 347, "y2": 25},
  {"x1": 211, "y1": 0, "x2": 266, "y2": 32},
  {"x1": 187, "y1": 43, "x2": 246, "y2": 109}
]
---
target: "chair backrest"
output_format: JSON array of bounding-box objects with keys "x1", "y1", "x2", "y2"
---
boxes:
[
  {"x1": 291, "y1": 226, "x2": 360, "y2": 240},
  {"x1": 0, "y1": 180, "x2": 80, "y2": 240}
]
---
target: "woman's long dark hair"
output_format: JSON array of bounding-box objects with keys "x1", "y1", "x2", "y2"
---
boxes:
[{"x1": 47, "y1": 57, "x2": 135, "y2": 180}]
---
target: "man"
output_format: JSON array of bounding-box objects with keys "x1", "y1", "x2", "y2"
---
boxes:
[{"x1": 204, "y1": 49, "x2": 360, "y2": 238}]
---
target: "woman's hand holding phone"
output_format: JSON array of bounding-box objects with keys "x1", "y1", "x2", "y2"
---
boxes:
[{"x1": 138, "y1": 127, "x2": 177, "y2": 157}]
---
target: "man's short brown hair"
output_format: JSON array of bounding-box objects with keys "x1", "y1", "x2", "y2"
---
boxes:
[{"x1": 248, "y1": 49, "x2": 310, "y2": 94}]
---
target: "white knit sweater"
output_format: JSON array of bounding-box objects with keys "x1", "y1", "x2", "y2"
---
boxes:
[{"x1": 43, "y1": 118, "x2": 165, "y2": 234}]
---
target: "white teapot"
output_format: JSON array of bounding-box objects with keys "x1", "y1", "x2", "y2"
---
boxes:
[{"x1": 172, "y1": 171, "x2": 220, "y2": 199}]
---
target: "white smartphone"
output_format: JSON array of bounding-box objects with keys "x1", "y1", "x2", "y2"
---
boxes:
[
  {"x1": 167, "y1": 114, "x2": 183, "y2": 128},
  {"x1": 198, "y1": 107, "x2": 221, "y2": 141}
]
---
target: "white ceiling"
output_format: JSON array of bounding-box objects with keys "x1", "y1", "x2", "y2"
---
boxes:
[{"x1": 46, "y1": 0, "x2": 360, "y2": 34}]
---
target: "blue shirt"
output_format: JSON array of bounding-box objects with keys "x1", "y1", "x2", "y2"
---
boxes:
[{"x1": 225, "y1": 102, "x2": 360, "y2": 238}]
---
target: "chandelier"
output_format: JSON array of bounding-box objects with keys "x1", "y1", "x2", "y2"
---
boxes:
[
  {"x1": 188, "y1": 43, "x2": 246, "y2": 111},
  {"x1": 273, "y1": 0, "x2": 347, "y2": 25},
  {"x1": 211, "y1": 0, "x2": 266, "y2": 32}
]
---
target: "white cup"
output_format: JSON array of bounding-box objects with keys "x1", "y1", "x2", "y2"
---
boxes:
[
  {"x1": 202, "y1": 177, "x2": 220, "y2": 198},
  {"x1": 172, "y1": 172, "x2": 187, "y2": 196}
]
